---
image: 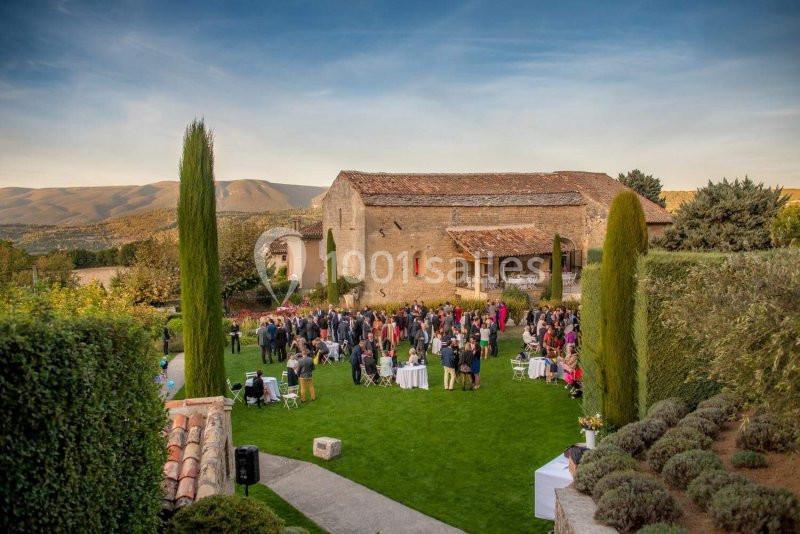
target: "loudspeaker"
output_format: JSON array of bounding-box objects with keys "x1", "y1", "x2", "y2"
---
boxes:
[{"x1": 235, "y1": 445, "x2": 260, "y2": 486}]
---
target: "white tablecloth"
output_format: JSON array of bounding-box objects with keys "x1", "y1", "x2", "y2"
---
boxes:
[
  {"x1": 396, "y1": 365, "x2": 429, "y2": 390},
  {"x1": 534, "y1": 454, "x2": 573, "y2": 520},
  {"x1": 528, "y1": 358, "x2": 563, "y2": 379},
  {"x1": 263, "y1": 377, "x2": 280, "y2": 400},
  {"x1": 324, "y1": 341, "x2": 340, "y2": 361},
  {"x1": 245, "y1": 377, "x2": 280, "y2": 401}
]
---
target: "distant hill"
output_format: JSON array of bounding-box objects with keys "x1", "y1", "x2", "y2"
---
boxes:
[
  {"x1": 0, "y1": 207, "x2": 321, "y2": 253},
  {"x1": 661, "y1": 188, "x2": 800, "y2": 212},
  {"x1": 0, "y1": 179, "x2": 327, "y2": 225}
]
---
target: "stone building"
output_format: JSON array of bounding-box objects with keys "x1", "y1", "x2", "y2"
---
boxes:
[
  {"x1": 268, "y1": 219, "x2": 324, "y2": 290},
  {"x1": 313, "y1": 170, "x2": 671, "y2": 303}
]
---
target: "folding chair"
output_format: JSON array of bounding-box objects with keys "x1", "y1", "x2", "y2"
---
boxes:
[
  {"x1": 361, "y1": 365, "x2": 376, "y2": 387},
  {"x1": 283, "y1": 385, "x2": 299, "y2": 410},
  {"x1": 227, "y1": 378, "x2": 244, "y2": 404},
  {"x1": 279, "y1": 371, "x2": 289, "y2": 395},
  {"x1": 378, "y1": 366, "x2": 393, "y2": 387},
  {"x1": 510, "y1": 359, "x2": 527, "y2": 381}
]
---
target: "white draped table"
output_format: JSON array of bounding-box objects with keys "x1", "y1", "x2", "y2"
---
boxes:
[
  {"x1": 395, "y1": 365, "x2": 429, "y2": 390},
  {"x1": 534, "y1": 453, "x2": 573, "y2": 520},
  {"x1": 323, "y1": 341, "x2": 340, "y2": 361},
  {"x1": 528, "y1": 357, "x2": 563, "y2": 380}
]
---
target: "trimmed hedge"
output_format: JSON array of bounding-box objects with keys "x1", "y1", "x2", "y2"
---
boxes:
[
  {"x1": 687, "y1": 469, "x2": 751, "y2": 511},
  {"x1": 646, "y1": 397, "x2": 689, "y2": 427},
  {"x1": 580, "y1": 264, "x2": 603, "y2": 417},
  {"x1": 676, "y1": 414, "x2": 720, "y2": 438},
  {"x1": 662, "y1": 449, "x2": 724, "y2": 489},
  {"x1": 634, "y1": 252, "x2": 725, "y2": 417},
  {"x1": 574, "y1": 451, "x2": 638, "y2": 495},
  {"x1": 636, "y1": 524, "x2": 689, "y2": 534},
  {"x1": 168, "y1": 494, "x2": 284, "y2": 534},
  {"x1": 595, "y1": 481, "x2": 682, "y2": 533},
  {"x1": 709, "y1": 484, "x2": 800, "y2": 533},
  {"x1": 0, "y1": 315, "x2": 166, "y2": 532},
  {"x1": 731, "y1": 450, "x2": 767, "y2": 469},
  {"x1": 592, "y1": 470, "x2": 662, "y2": 502}
]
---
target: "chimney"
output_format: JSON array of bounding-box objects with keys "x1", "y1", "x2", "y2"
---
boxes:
[{"x1": 291, "y1": 216, "x2": 301, "y2": 231}]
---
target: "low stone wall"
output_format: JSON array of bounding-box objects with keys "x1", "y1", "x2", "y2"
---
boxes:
[{"x1": 554, "y1": 486, "x2": 616, "y2": 534}]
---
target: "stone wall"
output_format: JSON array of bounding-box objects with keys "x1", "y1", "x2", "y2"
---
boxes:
[
  {"x1": 321, "y1": 178, "x2": 366, "y2": 281},
  {"x1": 360, "y1": 204, "x2": 585, "y2": 303},
  {"x1": 554, "y1": 486, "x2": 616, "y2": 534}
]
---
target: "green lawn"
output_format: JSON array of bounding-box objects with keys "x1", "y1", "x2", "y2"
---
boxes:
[{"x1": 219, "y1": 331, "x2": 582, "y2": 534}]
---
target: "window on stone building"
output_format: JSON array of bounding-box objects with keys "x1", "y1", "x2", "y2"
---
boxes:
[{"x1": 413, "y1": 251, "x2": 424, "y2": 278}]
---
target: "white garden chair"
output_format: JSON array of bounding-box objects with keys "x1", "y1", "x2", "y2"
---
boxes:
[
  {"x1": 279, "y1": 371, "x2": 289, "y2": 395},
  {"x1": 378, "y1": 366, "x2": 393, "y2": 387},
  {"x1": 510, "y1": 359, "x2": 527, "y2": 381},
  {"x1": 226, "y1": 378, "x2": 244, "y2": 404},
  {"x1": 361, "y1": 365, "x2": 376, "y2": 387},
  {"x1": 283, "y1": 385, "x2": 299, "y2": 410}
]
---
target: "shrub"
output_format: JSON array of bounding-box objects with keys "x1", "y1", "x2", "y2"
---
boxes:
[
  {"x1": 579, "y1": 265, "x2": 603, "y2": 417},
  {"x1": 646, "y1": 397, "x2": 689, "y2": 427},
  {"x1": 634, "y1": 252, "x2": 725, "y2": 417},
  {"x1": 736, "y1": 415, "x2": 798, "y2": 452},
  {"x1": 693, "y1": 406, "x2": 727, "y2": 426},
  {"x1": 626, "y1": 417, "x2": 670, "y2": 447},
  {"x1": 697, "y1": 392, "x2": 742, "y2": 417},
  {"x1": 709, "y1": 484, "x2": 800, "y2": 533},
  {"x1": 574, "y1": 452, "x2": 638, "y2": 495},
  {"x1": 636, "y1": 524, "x2": 689, "y2": 534},
  {"x1": 326, "y1": 229, "x2": 338, "y2": 305},
  {"x1": 660, "y1": 249, "x2": 800, "y2": 424},
  {"x1": 662, "y1": 426, "x2": 713, "y2": 449},
  {"x1": 601, "y1": 191, "x2": 649, "y2": 428},
  {"x1": 731, "y1": 450, "x2": 767, "y2": 469},
  {"x1": 0, "y1": 315, "x2": 166, "y2": 531},
  {"x1": 603, "y1": 427, "x2": 647, "y2": 458},
  {"x1": 676, "y1": 414, "x2": 720, "y2": 438},
  {"x1": 167, "y1": 494, "x2": 285, "y2": 534},
  {"x1": 662, "y1": 449, "x2": 724, "y2": 489},
  {"x1": 592, "y1": 470, "x2": 662, "y2": 502},
  {"x1": 595, "y1": 481, "x2": 682, "y2": 533},
  {"x1": 587, "y1": 247, "x2": 603, "y2": 264},
  {"x1": 648, "y1": 435, "x2": 704, "y2": 472},
  {"x1": 580, "y1": 442, "x2": 627, "y2": 465},
  {"x1": 687, "y1": 469, "x2": 751, "y2": 511}
]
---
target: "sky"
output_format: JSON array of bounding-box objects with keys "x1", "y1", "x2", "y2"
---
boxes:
[{"x1": 1, "y1": 0, "x2": 799, "y2": 190}]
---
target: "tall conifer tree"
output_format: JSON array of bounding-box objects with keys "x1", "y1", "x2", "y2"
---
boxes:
[
  {"x1": 178, "y1": 120, "x2": 225, "y2": 397},
  {"x1": 551, "y1": 235, "x2": 563, "y2": 301},
  {"x1": 600, "y1": 191, "x2": 648, "y2": 427},
  {"x1": 326, "y1": 229, "x2": 338, "y2": 304}
]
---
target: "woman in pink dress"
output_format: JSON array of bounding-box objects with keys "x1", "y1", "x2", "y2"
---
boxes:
[{"x1": 498, "y1": 301, "x2": 508, "y2": 333}]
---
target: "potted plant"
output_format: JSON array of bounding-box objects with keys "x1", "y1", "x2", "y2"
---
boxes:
[{"x1": 579, "y1": 414, "x2": 604, "y2": 449}]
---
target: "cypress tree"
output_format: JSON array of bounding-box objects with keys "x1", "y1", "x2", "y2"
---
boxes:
[
  {"x1": 551, "y1": 234, "x2": 563, "y2": 301},
  {"x1": 600, "y1": 190, "x2": 648, "y2": 427},
  {"x1": 326, "y1": 229, "x2": 339, "y2": 305},
  {"x1": 178, "y1": 120, "x2": 225, "y2": 398}
]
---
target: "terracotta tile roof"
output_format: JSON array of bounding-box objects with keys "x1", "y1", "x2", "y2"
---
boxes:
[
  {"x1": 161, "y1": 396, "x2": 233, "y2": 512},
  {"x1": 447, "y1": 224, "x2": 555, "y2": 258},
  {"x1": 269, "y1": 241, "x2": 287, "y2": 254},
  {"x1": 299, "y1": 220, "x2": 323, "y2": 240},
  {"x1": 337, "y1": 170, "x2": 672, "y2": 224}
]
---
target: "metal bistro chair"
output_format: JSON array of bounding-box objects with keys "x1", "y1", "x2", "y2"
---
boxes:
[
  {"x1": 227, "y1": 378, "x2": 244, "y2": 404},
  {"x1": 510, "y1": 359, "x2": 527, "y2": 381}
]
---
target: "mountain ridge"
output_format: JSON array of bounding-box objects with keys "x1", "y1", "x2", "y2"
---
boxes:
[{"x1": 0, "y1": 179, "x2": 327, "y2": 225}]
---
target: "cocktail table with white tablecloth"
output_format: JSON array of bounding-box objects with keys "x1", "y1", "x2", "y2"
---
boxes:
[
  {"x1": 395, "y1": 365, "x2": 429, "y2": 390},
  {"x1": 323, "y1": 341, "x2": 340, "y2": 361},
  {"x1": 245, "y1": 376, "x2": 280, "y2": 402},
  {"x1": 528, "y1": 357, "x2": 563, "y2": 379},
  {"x1": 534, "y1": 453, "x2": 573, "y2": 520}
]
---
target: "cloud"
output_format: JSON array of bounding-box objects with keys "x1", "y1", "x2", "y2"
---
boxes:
[{"x1": 0, "y1": 1, "x2": 799, "y2": 190}]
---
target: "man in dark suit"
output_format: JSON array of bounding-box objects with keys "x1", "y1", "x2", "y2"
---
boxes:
[{"x1": 350, "y1": 341, "x2": 364, "y2": 385}]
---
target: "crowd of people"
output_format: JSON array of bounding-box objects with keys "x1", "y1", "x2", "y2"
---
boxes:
[
  {"x1": 522, "y1": 306, "x2": 583, "y2": 398},
  {"x1": 240, "y1": 299, "x2": 581, "y2": 403}
]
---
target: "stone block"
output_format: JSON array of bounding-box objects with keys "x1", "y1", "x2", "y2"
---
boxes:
[
  {"x1": 313, "y1": 436, "x2": 342, "y2": 460},
  {"x1": 554, "y1": 486, "x2": 615, "y2": 534}
]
